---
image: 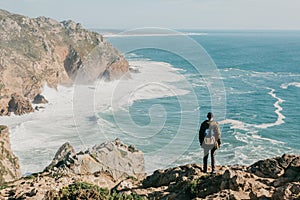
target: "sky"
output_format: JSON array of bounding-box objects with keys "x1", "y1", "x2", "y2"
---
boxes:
[{"x1": 0, "y1": 0, "x2": 300, "y2": 30}]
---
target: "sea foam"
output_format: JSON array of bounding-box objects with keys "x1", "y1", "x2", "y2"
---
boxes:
[
  {"x1": 220, "y1": 87, "x2": 285, "y2": 130},
  {"x1": 280, "y1": 82, "x2": 300, "y2": 89},
  {"x1": 2, "y1": 60, "x2": 190, "y2": 175}
]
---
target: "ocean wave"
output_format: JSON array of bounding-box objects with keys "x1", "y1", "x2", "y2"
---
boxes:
[
  {"x1": 251, "y1": 134, "x2": 285, "y2": 144},
  {"x1": 254, "y1": 88, "x2": 285, "y2": 129},
  {"x1": 3, "y1": 59, "x2": 192, "y2": 175},
  {"x1": 93, "y1": 60, "x2": 190, "y2": 112},
  {"x1": 219, "y1": 119, "x2": 250, "y2": 131},
  {"x1": 222, "y1": 68, "x2": 300, "y2": 78},
  {"x1": 280, "y1": 82, "x2": 300, "y2": 89},
  {"x1": 220, "y1": 87, "x2": 285, "y2": 130}
]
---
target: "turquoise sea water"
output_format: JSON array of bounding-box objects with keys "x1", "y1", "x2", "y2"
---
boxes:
[
  {"x1": 105, "y1": 30, "x2": 300, "y2": 170},
  {"x1": 3, "y1": 30, "x2": 300, "y2": 174}
]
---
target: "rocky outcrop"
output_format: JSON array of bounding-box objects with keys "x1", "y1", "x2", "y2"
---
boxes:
[
  {"x1": 7, "y1": 93, "x2": 34, "y2": 115},
  {"x1": 0, "y1": 139, "x2": 299, "y2": 200},
  {"x1": 45, "y1": 138, "x2": 146, "y2": 181},
  {"x1": 0, "y1": 125, "x2": 21, "y2": 184},
  {"x1": 248, "y1": 153, "x2": 300, "y2": 183},
  {"x1": 0, "y1": 9, "x2": 129, "y2": 115},
  {"x1": 0, "y1": 138, "x2": 146, "y2": 199},
  {"x1": 32, "y1": 94, "x2": 48, "y2": 104},
  {"x1": 119, "y1": 154, "x2": 300, "y2": 200}
]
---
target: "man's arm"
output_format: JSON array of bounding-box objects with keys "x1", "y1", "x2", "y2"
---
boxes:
[{"x1": 199, "y1": 122, "x2": 205, "y2": 145}]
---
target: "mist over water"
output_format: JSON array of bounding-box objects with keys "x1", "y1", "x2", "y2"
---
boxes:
[{"x1": 2, "y1": 30, "x2": 300, "y2": 175}]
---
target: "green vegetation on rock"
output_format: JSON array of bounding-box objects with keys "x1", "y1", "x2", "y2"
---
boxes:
[
  {"x1": 55, "y1": 182, "x2": 146, "y2": 200},
  {"x1": 0, "y1": 125, "x2": 7, "y2": 132}
]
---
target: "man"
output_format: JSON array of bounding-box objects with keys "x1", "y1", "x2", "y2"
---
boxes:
[{"x1": 199, "y1": 112, "x2": 221, "y2": 174}]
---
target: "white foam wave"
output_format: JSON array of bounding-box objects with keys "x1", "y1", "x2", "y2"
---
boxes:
[
  {"x1": 220, "y1": 88, "x2": 285, "y2": 131},
  {"x1": 223, "y1": 67, "x2": 300, "y2": 79},
  {"x1": 94, "y1": 60, "x2": 189, "y2": 112},
  {"x1": 2, "y1": 60, "x2": 190, "y2": 175},
  {"x1": 252, "y1": 134, "x2": 285, "y2": 144},
  {"x1": 219, "y1": 119, "x2": 250, "y2": 131},
  {"x1": 254, "y1": 88, "x2": 285, "y2": 129},
  {"x1": 280, "y1": 82, "x2": 300, "y2": 89}
]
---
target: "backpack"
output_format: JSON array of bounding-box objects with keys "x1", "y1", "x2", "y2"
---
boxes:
[{"x1": 203, "y1": 126, "x2": 216, "y2": 145}]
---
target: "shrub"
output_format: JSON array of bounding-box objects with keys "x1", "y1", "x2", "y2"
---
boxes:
[
  {"x1": 57, "y1": 182, "x2": 146, "y2": 200},
  {"x1": 0, "y1": 125, "x2": 7, "y2": 132}
]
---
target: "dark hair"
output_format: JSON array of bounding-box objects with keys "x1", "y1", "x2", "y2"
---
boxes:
[{"x1": 207, "y1": 112, "x2": 213, "y2": 119}]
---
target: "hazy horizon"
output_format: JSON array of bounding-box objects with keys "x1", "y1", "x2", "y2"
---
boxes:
[{"x1": 1, "y1": 0, "x2": 300, "y2": 30}]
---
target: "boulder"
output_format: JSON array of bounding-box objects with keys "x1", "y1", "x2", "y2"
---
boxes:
[
  {"x1": 46, "y1": 138, "x2": 146, "y2": 181},
  {"x1": 32, "y1": 94, "x2": 48, "y2": 104},
  {"x1": 272, "y1": 183, "x2": 300, "y2": 200},
  {"x1": 45, "y1": 142, "x2": 76, "y2": 171},
  {"x1": 249, "y1": 188, "x2": 272, "y2": 200},
  {"x1": 142, "y1": 164, "x2": 203, "y2": 188},
  {"x1": 283, "y1": 156, "x2": 300, "y2": 182},
  {"x1": 0, "y1": 125, "x2": 22, "y2": 184},
  {"x1": 249, "y1": 157, "x2": 284, "y2": 179},
  {"x1": 249, "y1": 154, "x2": 300, "y2": 185},
  {"x1": 8, "y1": 93, "x2": 34, "y2": 115}
]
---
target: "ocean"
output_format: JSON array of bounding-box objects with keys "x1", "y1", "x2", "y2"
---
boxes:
[{"x1": 2, "y1": 29, "x2": 300, "y2": 175}]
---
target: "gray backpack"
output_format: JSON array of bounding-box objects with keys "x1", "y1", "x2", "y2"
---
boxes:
[{"x1": 203, "y1": 126, "x2": 216, "y2": 145}]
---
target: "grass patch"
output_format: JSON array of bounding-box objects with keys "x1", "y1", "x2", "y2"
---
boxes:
[
  {"x1": 24, "y1": 173, "x2": 38, "y2": 180},
  {"x1": 0, "y1": 183, "x2": 9, "y2": 190},
  {"x1": 185, "y1": 174, "x2": 211, "y2": 198},
  {"x1": 59, "y1": 182, "x2": 146, "y2": 200},
  {"x1": 60, "y1": 182, "x2": 109, "y2": 199},
  {"x1": 0, "y1": 125, "x2": 7, "y2": 132}
]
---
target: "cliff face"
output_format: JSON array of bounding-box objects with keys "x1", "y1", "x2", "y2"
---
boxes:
[
  {"x1": 0, "y1": 135, "x2": 299, "y2": 200},
  {"x1": 0, "y1": 125, "x2": 21, "y2": 184},
  {"x1": 0, "y1": 9, "x2": 129, "y2": 115}
]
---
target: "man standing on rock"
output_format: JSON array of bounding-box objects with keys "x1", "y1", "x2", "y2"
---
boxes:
[{"x1": 199, "y1": 112, "x2": 222, "y2": 174}]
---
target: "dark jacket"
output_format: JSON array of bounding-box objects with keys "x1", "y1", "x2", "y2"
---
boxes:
[{"x1": 199, "y1": 120, "x2": 210, "y2": 145}]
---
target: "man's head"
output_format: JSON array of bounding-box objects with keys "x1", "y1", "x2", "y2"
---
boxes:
[{"x1": 207, "y1": 112, "x2": 213, "y2": 120}]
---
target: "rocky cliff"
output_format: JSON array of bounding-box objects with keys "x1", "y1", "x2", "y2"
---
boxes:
[
  {"x1": 0, "y1": 138, "x2": 146, "y2": 199},
  {"x1": 0, "y1": 133, "x2": 298, "y2": 199},
  {"x1": 0, "y1": 141, "x2": 299, "y2": 200},
  {"x1": 137, "y1": 154, "x2": 300, "y2": 199},
  {"x1": 0, "y1": 125, "x2": 21, "y2": 185},
  {"x1": 0, "y1": 9, "x2": 129, "y2": 115}
]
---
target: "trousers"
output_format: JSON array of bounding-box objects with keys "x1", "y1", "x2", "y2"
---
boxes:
[{"x1": 203, "y1": 145, "x2": 217, "y2": 172}]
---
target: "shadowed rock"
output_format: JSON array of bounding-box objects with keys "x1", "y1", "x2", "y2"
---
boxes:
[
  {"x1": 8, "y1": 93, "x2": 34, "y2": 115},
  {"x1": 32, "y1": 94, "x2": 48, "y2": 104},
  {"x1": 249, "y1": 154, "x2": 300, "y2": 184},
  {"x1": 45, "y1": 142, "x2": 76, "y2": 171},
  {"x1": 0, "y1": 125, "x2": 21, "y2": 184}
]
